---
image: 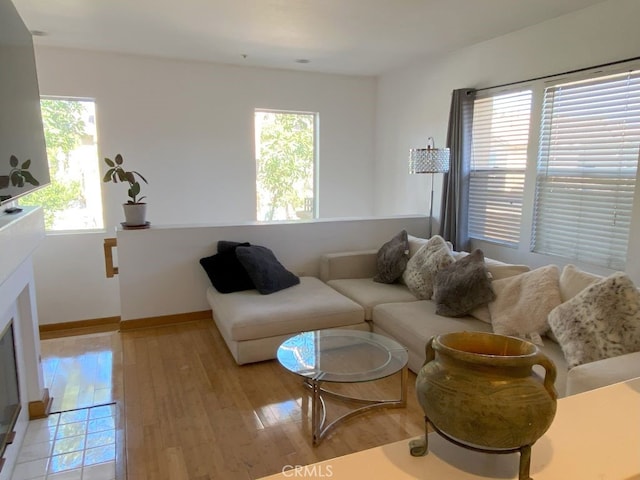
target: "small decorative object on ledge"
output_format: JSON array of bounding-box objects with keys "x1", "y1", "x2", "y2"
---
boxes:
[
  {"x1": 121, "y1": 221, "x2": 150, "y2": 230},
  {"x1": 411, "y1": 331, "x2": 557, "y2": 480},
  {"x1": 103, "y1": 153, "x2": 149, "y2": 227}
]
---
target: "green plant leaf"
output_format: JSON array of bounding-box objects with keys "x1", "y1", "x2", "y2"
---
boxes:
[
  {"x1": 104, "y1": 157, "x2": 115, "y2": 167},
  {"x1": 130, "y1": 182, "x2": 140, "y2": 196},
  {"x1": 132, "y1": 171, "x2": 148, "y2": 184},
  {"x1": 103, "y1": 168, "x2": 115, "y2": 183},
  {"x1": 21, "y1": 171, "x2": 39, "y2": 186},
  {"x1": 125, "y1": 172, "x2": 135, "y2": 184},
  {"x1": 115, "y1": 153, "x2": 123, "y2": 165},
  {"x1": 9, "y1": 155, "x2": 18, "y2": 167},
  {"x1": 116, "y1": 169, "x2": 127, "y2": 182},
  {"x1": 11, "y1": 171, "x2": 23, "y2": 187},
  {"x1": 21, "y1": 159, "x2": 31, "y2": 169}
]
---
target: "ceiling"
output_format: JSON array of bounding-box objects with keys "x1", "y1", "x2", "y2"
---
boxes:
[{"x1": 13, "y1": 0, "x2": 607, "y2": 76}]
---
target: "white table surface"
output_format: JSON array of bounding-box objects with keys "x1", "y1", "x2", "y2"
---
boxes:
[{"x1": 260, "y1": 377, "x2": 640, "y2": 480}]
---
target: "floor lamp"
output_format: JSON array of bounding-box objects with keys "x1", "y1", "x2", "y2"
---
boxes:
[{"x1": 409, "y1": 137, "x2": 450, "y2": 237}]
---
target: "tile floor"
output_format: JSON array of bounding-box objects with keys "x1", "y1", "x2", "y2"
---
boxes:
[
  {"x1": 8, "y1": 331, "x2": 122, "y2": 479},
  {"x1": 11, "y1": 403, "x2": 117, "y2": 480}
]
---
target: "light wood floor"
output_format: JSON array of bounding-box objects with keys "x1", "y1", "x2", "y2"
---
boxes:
[
  {"x1": 43, "y1": 320, "x2": 426, "y2": 480},
  {"x1": 41, "y1": 332, "x2": 123, "y2": 412}
]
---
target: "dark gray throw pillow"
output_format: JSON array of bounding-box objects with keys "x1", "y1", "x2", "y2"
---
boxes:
[
  {"x1": 235, "y1": 245, "x2": 300, "y2": 295},
  {"x1": 199, "y1": 242, "x2": 254, "y2": 294},
  {"x1": 433, "y1": 249, "x2": 496, "y2": 317},
  {"x1": 373, "y1": 230, "x2": 409, "y2": 284},
  {"x1": 217, "y1": 240, "x2": 248, "y2": 253}
]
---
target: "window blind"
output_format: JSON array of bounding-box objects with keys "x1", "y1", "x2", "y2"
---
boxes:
[
  {"x1": 469, "y1": 90, "x2": 532, "y2": 245},
  {"x1": 532, "y1": 70, "x2": 640, "y2": 269}
]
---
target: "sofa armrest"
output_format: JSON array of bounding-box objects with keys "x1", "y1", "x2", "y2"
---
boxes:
[
  {"x1": 566, "y1": 351, "x2": 640, "y2": 396},
  {"x1": 319, "y1": 250, "x2": 378, "y2": 282}
]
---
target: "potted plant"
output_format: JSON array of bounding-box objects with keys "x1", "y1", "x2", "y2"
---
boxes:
[{"x1": 103, "y1": 153, "x2": 148, "y2": 226}]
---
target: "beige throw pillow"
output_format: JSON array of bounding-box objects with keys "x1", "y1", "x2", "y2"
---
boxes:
[
  {"x1": 402, "y1": 235, "x2": 455, "y2": 300},
  {"x1": 470, "y1": 263, "x2": 531, "y2": 324},
  {"x1": 489, "y1": 265, "x2": 561, "y2": 344},
  {"x1": 558, "y1": 264, "x2": 602, "y2": 303}
]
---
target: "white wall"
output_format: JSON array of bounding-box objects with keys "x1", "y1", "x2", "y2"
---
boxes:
[
  {"x1": 374, "y1": 0, "x2": 640, "y2": 282},
  {"x1": 31, "y1": 48, "x2": 377, "y2": 324},
  {"x1": 117, "y1": 216, "x2": 428, "y2": 321}
]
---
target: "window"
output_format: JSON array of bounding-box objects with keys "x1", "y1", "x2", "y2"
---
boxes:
[
  {"x1": 468, "y1": 90, "x2": 532, "y2": 246},
  {"x1": 20, "y1": 98, "x2": 104, "y2": 231},
  {"x1": 532, "y1": 70, "x2": 640, "y2": 269},
  {"x1": 255, "y1": 110, "x2": 317, "y2": 221}
]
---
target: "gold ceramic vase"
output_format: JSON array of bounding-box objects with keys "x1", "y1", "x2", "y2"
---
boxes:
[{"x1": 411, "y1": 331, "x2": 557, "y2": 480}]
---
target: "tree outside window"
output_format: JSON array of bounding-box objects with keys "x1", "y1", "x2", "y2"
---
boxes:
[
  {"x1": 255, "y1": 110, "x2": 316, "y2": 221},
  {"x1": 20, "y1": 98, "x2": 104, "y2": 231}
]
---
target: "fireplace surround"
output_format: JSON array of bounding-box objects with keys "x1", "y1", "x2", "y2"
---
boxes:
[
  {"x1": 0, "y1": 321, "x2": 20, "y2": 472},
  {"x1": 0, "y1": 206, "x2": 49, "y2": 479}
]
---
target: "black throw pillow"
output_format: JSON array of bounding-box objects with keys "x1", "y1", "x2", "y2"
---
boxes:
[
  {"x1": 199, "y1": 242, "x2": 254, "y2": 293},
  {"x1": 217, "y1": 240, "x2": 246, "y2": 253},
  {"x1": 235, "y1": 245, "x2": 300, "y2": 295}
]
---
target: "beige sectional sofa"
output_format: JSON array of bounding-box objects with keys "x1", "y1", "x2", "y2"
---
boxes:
[
  {"x1": 319, "y1": 245, "x2": 640, "y2": 398},
  {"x1": 205, "y1": 233, "x2": 640, "y2": 398},
  {"x1": 207, "y1": 276, "x2": 369, "y2": 364}
]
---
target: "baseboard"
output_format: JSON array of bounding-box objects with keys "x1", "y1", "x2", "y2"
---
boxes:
[
  {"x1": 38, "y1": 311, "x2": 213, "y2": 338},
  {"x1": 119, "y1": 310, "x2": 212, "y2": 331},
  {"x1": 28, "y1": 388, "x2": 53, "y2": 420},
  {"x1": 39, "y1": 316, "x2": 121, "y2": 339}
]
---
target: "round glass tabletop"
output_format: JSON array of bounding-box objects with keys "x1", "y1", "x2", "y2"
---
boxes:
[{"x1": 277, "y1": 329, "x2": 408, "y2": 383}]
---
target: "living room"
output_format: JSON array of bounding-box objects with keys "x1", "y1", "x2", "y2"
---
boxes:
[
  {"x1": 21, "y1": 0, "x2": 638, "y2": 330},
  {"x1": 1, "y1": 0, "x2": 640, "y2": 479}
]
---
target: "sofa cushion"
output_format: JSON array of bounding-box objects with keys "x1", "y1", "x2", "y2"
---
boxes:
[
  {"x1": 559, "y1": 264, "x2": 602, "y2": 303},
  {"x1": 372, "y1": 301, "x2": 492, "y2": 367},
  {"x1": 235, "y1": 245, "x2": 300, "y2": 295},
  {"x1": 199, "y1": 242, "x2": 254, "y2": 294},
  {"x1": 372, "y1": 300, "x2": 568, "y2": 397},
  {"x1": 402, "y1": 235, "x2": 455, "y2": 300},
  {"x1": 327, "y1": 278, "x2": 418, "y2": 320},
  {"x1": 548, "y1": 272, "x2": 640, "y2": 368},
  {"x1": 433, "y1": 249, "x2": 495, "y2": 317},
  {"x1": 407, "y1": 234, "x2": 429, "y2": 258},
  {"x1": 489, "y1": 265, "x2": 561, "y2": 344},
  {"x1": 373, "y1": 230, "x2": 409, "y2": 284},
  {"x1": 566, "y1": 350, "x2": 640, "y2": 395},
  {"x1": 207, "y1": 277, "x2": 364, "y2": 342}
]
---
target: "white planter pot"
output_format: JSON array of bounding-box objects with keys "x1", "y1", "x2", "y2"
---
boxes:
[{"x1": 122, "y1": 203, "x2": 147, "y2": 226}]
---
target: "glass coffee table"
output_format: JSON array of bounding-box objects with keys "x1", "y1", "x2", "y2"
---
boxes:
[{"x1": 277, "y1": 329, "x2": 409, "y2": 445}]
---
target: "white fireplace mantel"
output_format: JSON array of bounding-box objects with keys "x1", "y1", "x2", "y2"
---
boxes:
[{"x1": 0, "y1": 206, "x2": 49, "y2": 480}]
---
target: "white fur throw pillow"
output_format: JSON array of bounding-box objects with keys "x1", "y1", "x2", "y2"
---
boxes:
[
  {"x1": 548, "y1": 272, "x2": 640, "y2": 368},
  {"x1": 489, "y1": 265, "x2": 561, "y2": 344},
  {"x1": 402, "y1": 235, "x2": 455, "y2": 300}
]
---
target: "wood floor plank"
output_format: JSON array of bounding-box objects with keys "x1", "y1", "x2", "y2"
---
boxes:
[{"x1": 121, "y1": 319, "x2": 425, "y2": 479}]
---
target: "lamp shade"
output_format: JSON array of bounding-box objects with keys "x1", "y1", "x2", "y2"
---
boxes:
[{"x1": 409, "y1": 147, "x2": 450, "y2": 174}]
